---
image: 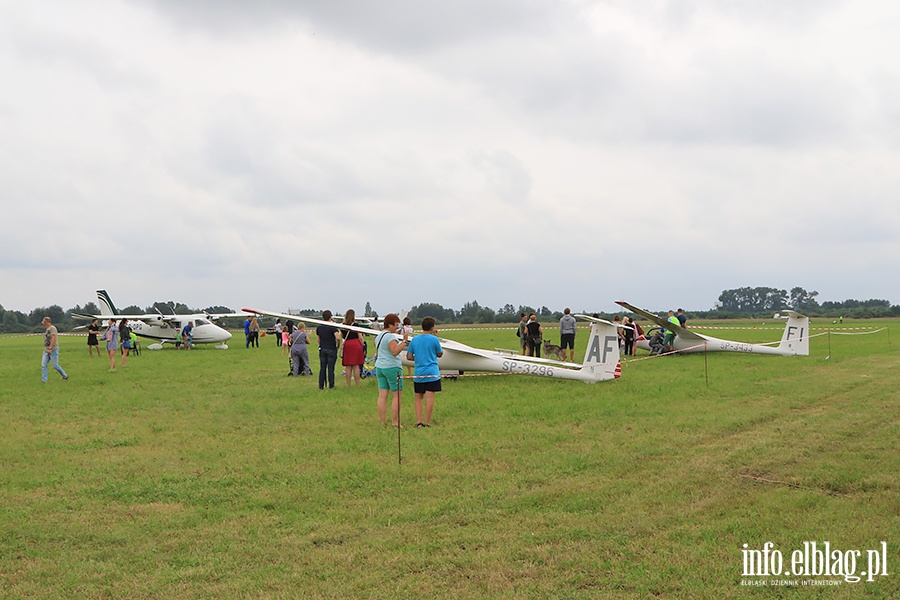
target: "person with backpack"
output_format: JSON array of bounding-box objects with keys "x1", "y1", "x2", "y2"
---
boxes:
[
  {"x1": 119, "y1": 319, "x2": 132, "y2": 367},
  {"x1": 525, "y1": 313, "x2": 543, "y2": 358}
]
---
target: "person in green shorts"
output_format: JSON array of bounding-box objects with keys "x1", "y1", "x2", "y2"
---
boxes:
[{"x1": 374, "y1": 313, "x2": 409, "y2": 427}]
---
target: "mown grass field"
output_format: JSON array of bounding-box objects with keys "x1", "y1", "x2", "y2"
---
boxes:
[{"x1": 1, "y1": 319, "x2": 898, "y2": 598}]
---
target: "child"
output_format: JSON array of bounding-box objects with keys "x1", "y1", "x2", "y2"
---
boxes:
[
  {"x1": 401, "y1": 317, "x2": 415, "y2": 377},
  {"x1": 281, "y1": 326, "x2": 291, "y2": 357},
  {"x1": 406, "y1": 317, "x2": 443, "y2": 428}
]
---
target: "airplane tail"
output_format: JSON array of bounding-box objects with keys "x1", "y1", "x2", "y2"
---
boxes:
[
  {"x1": 97, "y1": 290, "x2": 119, "y2": 316},
  {"x1": 581, "y1": 320, "x2": 622, "y2": 381},
  {"x1": 777, "y1": 310, "x2": 809, "y2": 356}
]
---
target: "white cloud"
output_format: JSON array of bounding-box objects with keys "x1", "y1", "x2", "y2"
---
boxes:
[{"x1": 1, "y1": 0, "x2": 898, "y2": 315}]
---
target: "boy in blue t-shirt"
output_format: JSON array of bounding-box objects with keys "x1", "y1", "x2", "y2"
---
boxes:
[{"x1": 405, "y1": 317, "x2": 443, "y2": 428}]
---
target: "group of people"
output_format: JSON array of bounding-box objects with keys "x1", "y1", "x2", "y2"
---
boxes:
[
  {"x1": 643, "y1": 308, "x2": 687, "y2": 356},
  {"x1": 86, "y1": 317, "x2": 139, "y2": 371},
  {"x1": 275, "y1": 310, "x2": 443, "y2": 428},
  {"x1": 243, "y1": 317, "x2": 260, "y2": 348},
  {"x1": 516, "y1": 308, "x2": 578, "y2": 360},
  {"x1": 278, "y1": 309, "x2": 368, "y2": 389},
  {"x1": 372, "y1": 313, "x2": 442, "y2": 428},
  {"x1": 513, "y1": 307, "x2": 688, "y2": 359},
  {"x1": 41, "y1": 314, "x2": 144, "y2": 381}
]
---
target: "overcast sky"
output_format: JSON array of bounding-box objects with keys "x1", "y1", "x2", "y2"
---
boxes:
[{"x1": 2, "y1": 0, "x2": 898, "y2": 316}]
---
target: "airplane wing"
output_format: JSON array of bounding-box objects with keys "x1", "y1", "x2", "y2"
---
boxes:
[
  {"x1": 614, "y1": 301, "x2": 705, "y2": 342},
  {"x1": 439, "y1": 337, "x2": 579, "y2": 369},
  {"x1": 71, "y1": 312, "x2": 161, "y2": 321},
  {"x1": 243, "y1": 308, "x2": 378, "y2": 337},
  {"x1": 204, "y1": 312, "x2": 253, "y2": 320},
  {"x1": 575, "y1": 314, "x2": 625, "y2": 328}
]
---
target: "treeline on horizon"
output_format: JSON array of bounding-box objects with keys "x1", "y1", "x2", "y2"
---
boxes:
[{"x1": 2, "y1": 287, "x2": 897, "y2": 333}]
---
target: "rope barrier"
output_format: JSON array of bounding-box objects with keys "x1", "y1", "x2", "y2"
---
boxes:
[
  {"x1": 620, "y1": 343, "x2": 708, "y2": 363},
  {"x1": 827, "y1": 327, "x2": 889, "y2": 336}
]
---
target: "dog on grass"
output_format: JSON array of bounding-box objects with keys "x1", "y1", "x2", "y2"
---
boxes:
[{"x1": 543, "y1": 339, "x2": 563, "y2": 360}]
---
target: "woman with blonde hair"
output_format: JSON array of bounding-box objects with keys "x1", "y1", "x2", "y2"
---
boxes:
[{"x1": 249, "y1": 316, "x2": 260, "y2": 348}]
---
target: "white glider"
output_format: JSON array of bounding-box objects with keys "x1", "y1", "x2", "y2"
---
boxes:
[
  {"x1": 617, "y1": 301, "x2": 809, "y2": 356},
  {"x1": 243, "y1": 308, "x2": 623, "y2": 383}
]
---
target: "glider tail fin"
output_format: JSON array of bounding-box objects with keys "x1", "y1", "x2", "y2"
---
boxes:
[
  {"x1": 777, "y1": 311, "x2": 809, "y2": 356},
  {"x1": 97, "y1": 290, "x2": 119, "y2": 316},
  {"x1": 581, "y1": 320, "x2": 622, "y2": 381}
]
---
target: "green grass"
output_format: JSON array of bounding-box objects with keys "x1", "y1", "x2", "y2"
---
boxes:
[{"x1": 1, "y1": 320, "x2": 897, "y2": 598}]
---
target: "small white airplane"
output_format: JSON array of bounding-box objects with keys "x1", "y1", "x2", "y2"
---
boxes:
[
  {"x1": 73, "y1": 290, "x2": 248, "y2": 349},
  {"x1": 617, "y1": 301, "x2": 809, "y2": 356},
  {"x1": 243, "y1": 308, "x2": 623, "y2": 383}
]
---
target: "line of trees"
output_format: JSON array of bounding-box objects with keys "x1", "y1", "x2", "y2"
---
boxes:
[
  {"x1": 408, "y1": 301, "x2": 590, "y2": 325},
  {"x1": 3, "y1": 287, "x2": 898, "y2": 333},
  {"x1": 0, "y1": 301, "x2": 243, "y2": 334},
  {"x1": 707, "y1": 287, "x2": 897, "y2": 319}
]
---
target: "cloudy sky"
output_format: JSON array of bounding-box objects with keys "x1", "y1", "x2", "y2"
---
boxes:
[{"x1": 2, "y1": 0, "x2": 898, "y2": 316}]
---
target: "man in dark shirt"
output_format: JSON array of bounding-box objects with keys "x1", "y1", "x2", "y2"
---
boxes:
[{"x1": 316, "y1": 310, "x2": 341, "y2": 390}]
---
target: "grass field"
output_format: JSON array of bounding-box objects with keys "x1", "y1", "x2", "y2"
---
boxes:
[{"x1": 1, "y1": 319, "x2": 898, "y2": 598}]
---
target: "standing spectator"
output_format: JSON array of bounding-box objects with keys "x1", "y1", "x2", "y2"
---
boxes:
[
  {"x1": 406, "y1": 317, "x2": 443, "y2": 428},
  {"x1": 290, "y1": 323, "x2": 313, "y2": 376},
  {"x1": 316, "y1": 310, "x2": 341, "y2": 390},
  {"x1": 41, "y1": 316, "x2": 69, "y2": 382},
  {"x1": 341, "y1": 309, "x2": 365, "y2": 388},
  {"x1": 274, "y1": 319, "x2": 283, "y2": 347},
  {"x1": 517, "y1": 313, "x2": 528, "y2": 355},
  {"x1": 243, "y1": 317, "x2": 251, "y2": 348},
  {"x1": 119, "y1": 319, "x2": 132, "y2": 367},
  {"x1": 622, "y1": 316, "x2": 636, "y2": 356},
  {"x1": 104, "y1": 318, "x2": 119, "y2": 370},
  {"x1": 249, "y1": 317, "x2": 260, "y2": 348},
  {"x1": 373, "y1": 313, "x2": 409, "y2": 426},
  {"x1": 677, "y1": 308, "x2": 687, "y2": 327},
  {"x1": 559, "y1": 308, "x2": 577, "y2": 362},
  {"x1": 525, "y1": 313, "x2": 543, "y2": 357},
  {"x1": 664, "y1": 310, "x2": 679, "y2": 352},
  {"x1": 87, "y1": 318, "x2": 101, "y2": 358}
]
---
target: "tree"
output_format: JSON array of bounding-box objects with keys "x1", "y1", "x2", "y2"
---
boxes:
[
  {"x1": 457, "y1": 300, "x2": 482, "y2": 321},
  {"x1": 364, "y1": 301, "x2": 373, "y2": 317},
  {"x1": 717, "y1": 287, "x2": 787, "y2": 314},
  {"x1": 408, "y1": 302, "x2": 454, "y2": 323},
  {"x1": 29, "y1": 305, "x2": 66, "y2": 327},
  {"x1": 789, "y1": 287, "x2": 819, "y2": 311},
  {"x1": 2, "y1": 310, "x2": 26, "y2": 333}
]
